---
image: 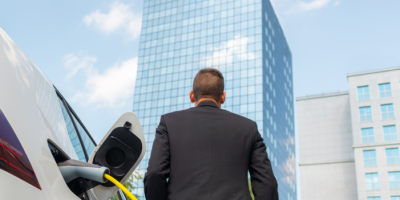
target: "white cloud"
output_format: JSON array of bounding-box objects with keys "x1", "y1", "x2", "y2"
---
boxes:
[
  {"x1": 63, "y1": 52, "x2": 97, "y2": 78},
  {"x1": 334, "y1": 1, "x2": 340, "y2": 6},
  {"x1": 204, "y1": 36, "x2": 256, "y2": 67},
  {"x1": 83, "y1": 2, "x2": 142, "y2": 39},
  {"x1": 288, "y1": 0, "x2": 331, "y2": 13},
  {"x1": 270, "y1": 0, "x2": 290, "y2": 8},
  {"x1": 64, "y1": 53, "x2": 138, "y2": 108}
]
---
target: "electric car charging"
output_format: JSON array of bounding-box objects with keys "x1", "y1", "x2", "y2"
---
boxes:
[{"x1": 0, "y1": 27, "x2": 145, "y2": 200}]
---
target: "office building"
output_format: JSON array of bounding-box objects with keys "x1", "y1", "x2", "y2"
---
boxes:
[
  {"x1": 133, "y1": 0, "x2": 296, "y2": 199},
  {"x1": 297, "y1": 66, "x2": 400, "y2": 200}
]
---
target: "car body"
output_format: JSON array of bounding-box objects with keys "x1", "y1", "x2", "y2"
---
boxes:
[{"x1": 0, "y1": 28, "x2": 144, "y2": 200}]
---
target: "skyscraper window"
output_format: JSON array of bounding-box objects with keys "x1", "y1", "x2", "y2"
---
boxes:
[
  {"x1": 379, "y1": 83, "x2": 392, "y2": 98},
  {"x1": 358, "y1": 86, "x2": 370, "y2": 101},
  {"x1": 384, "y1": 125, "x2": 397, "y2": 142},
  {"x1": 386, "y1": 148, "x2": 400, "y2": 165},
  {"x1": 364, "y1": 150, "x2": 377, "y2": 166},
  {"x1": 366, "y1": 173, "x2": 380, "y2": 190},
  {"x1": 360, "y1": 106, "x2": 372, "y2": 122},
  {"x1": 389, "y1": 171, "x2": 400, "y2": 189},
  {"x1": 362, "y1": 128, "x2": 375, "y2": 143},
  {"x1": 381, "y1": 104, "x2": 395, "y2": 120},
  {"x1": 368, "y1": 197, "x2": 381, "y2": 200}
]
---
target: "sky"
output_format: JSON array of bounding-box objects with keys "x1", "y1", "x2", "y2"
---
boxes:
[{"x1": 1, "y1": 0, "x2": 400, "y2": 199}]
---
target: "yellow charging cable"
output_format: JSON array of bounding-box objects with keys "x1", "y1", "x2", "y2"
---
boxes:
[{"x1": 104, "y1": 174, "x2": 138, "y2": 200}]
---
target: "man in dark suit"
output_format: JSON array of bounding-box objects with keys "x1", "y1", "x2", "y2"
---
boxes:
[{"x1": 144, "y1": 68, "x2": 278, "y2": 200}]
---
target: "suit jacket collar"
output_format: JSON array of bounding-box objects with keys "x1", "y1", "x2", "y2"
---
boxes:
[{"x1": 197, "y1": 100, "x2": 219, "y2": 108}]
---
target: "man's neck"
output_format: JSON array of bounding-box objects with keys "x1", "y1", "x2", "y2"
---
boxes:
[{"x1": 195, "y1": 98, "x2": 220, "y2": 108}]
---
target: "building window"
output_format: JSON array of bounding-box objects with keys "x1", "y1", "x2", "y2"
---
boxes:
[
  {"x1": 389, "y1": 171, "x2": 400, "y2": 189},
  {"x1": 358, "y1": 86, "x2": 370, "y2": 101},
  {"x1": 360, "y1": 106, "x2": 372, "y2": 122},
  {"x1": 379, "y1": 83, "x2": 392, "y2": 98},
  {"x1": 362, "y1": 128, "x2": 375, "y2": 143},
  {"x1": 364, "y1": 150, "x2": 377, "y2": 166},
  {"x1": 386, "y1": 148, "x2": 400, "y2": 165},
  {"x1": 382, "y1": 104, "x2": 395, "y2": 120},
  {"x1": 384, "y1": 125, "x2": 397, "y2": 142},
  {"x1": 392, "y1": 196, "x2": 400, "y2": 200},
  {"x1": 368, "y1": 197, "x2": 381, "y2": 200},
  {"x1": 366, "y1": 173, "x2": 380, "y2": 190},
  {"x1": 365, "y1": 173, "x2": 379, "y2": 190}
]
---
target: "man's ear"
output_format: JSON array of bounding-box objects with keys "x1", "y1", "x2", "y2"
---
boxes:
[
  {"x1": 190, "y1": 90, "x2": 196, "y2": 103},
  {"x1": 220, "y1": 92, "x2": 226, "y2": 104}
]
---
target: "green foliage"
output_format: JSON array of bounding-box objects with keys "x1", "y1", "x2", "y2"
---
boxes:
[
  {"x1": 124, "y1": 171, "x2": 144, "y2": 195},
  {"x1": 110, "y1": 171, "x2": 144, "y2": 200},
  {"x1": 110, "y1": 194, "x2": 119, "y2": 200},
  {"x1": 248, "y1": 179, "x2": 254, "y2": 200}
]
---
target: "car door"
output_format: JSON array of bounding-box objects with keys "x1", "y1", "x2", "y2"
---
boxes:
[{"x1": 55, "y1": 88, "x2": 127, "y2": 200}]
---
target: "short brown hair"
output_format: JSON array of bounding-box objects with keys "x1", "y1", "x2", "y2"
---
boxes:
[{"x1": 193, "y1": 68, "x2": 224, "y2": 102}]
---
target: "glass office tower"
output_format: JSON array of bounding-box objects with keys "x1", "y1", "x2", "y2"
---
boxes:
[{"x1": 132, "y1": 0, "x2": 296, "y2": 199}]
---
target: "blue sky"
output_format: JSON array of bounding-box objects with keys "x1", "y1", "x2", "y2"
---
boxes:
[{"x1": 1, "y1": 0, "x2": 400, "y2": 199}]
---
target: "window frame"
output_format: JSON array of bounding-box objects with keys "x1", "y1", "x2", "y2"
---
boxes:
[
  {"x1": 358, "y1": 85, "x2": 370, "y2": 101},
  {"x1": 54, "y1": 87, "x2": 97, "y2": 162},
  {"x1": 392, "y1": 196, "x2": 400, "y2": 200},
  {"x1": 368, "y1": 197, "x2": 381, "y2": 200},
  {"x1": 364, "y1": 150, "x2": 377, "y2": 167},
  {"x1": 389, "y1": 171, "x2": 400, "y2": 189},
  {"x1": 362, "y1": 128, "x2": 375, "y2": 144},
  {"x1": 384, "y1": 125, "x2": 397, "y2": 142},
  {"x1": 360, "y1": 106, "x2": 372, "y2": 122},
  {"x1": 381, "y1": 104, "x2": 395, "y2": 120},
  {"x1": 379, "y1": 83, "x2": 392, "y2": 98},
  {"x1": 386, "y1": 148, "x2": 400, "y2": 165},
  {"x1": 366, "y1": 172, "x2": 380, "y2": 190}
]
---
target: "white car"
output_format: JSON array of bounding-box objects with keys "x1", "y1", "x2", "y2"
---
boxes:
[{"x1": 0, "y1": 28, "x2": 145, "y2": 200}]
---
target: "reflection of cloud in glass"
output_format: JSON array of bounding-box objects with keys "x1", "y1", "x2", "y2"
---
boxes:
[
  {"x1": 280, "y1": 136, "x2": 296, "y2": 191},
  {"x1": 203, "y1": 36, "x2": 256, "y2": 67},
  {"x1": 281, "y1": 158, "x2": 296, "y2": 190}
]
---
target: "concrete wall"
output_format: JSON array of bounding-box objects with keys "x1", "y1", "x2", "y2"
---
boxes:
[
  {"x1": 297, "y1": 92, "x2": 357, "y2": 200},
  {"x1": 348, "y1": 67, "x2": 400, "y2": 200},
  {"x1": 300, "y1": 162, "x2": 357, "y2": 199}
]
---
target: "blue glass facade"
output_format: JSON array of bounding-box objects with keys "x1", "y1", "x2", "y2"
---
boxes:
[{"x1": 132, "y1": 0, "x2": 295, "y2": 199}]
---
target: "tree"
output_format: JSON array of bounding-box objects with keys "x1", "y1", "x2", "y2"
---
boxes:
[
  {"x1": 111, "y1": 171, "x2": 143, "y2": 200},
  {"x1": 124, "y1": 171, "x2": 143, "y2": 196}
]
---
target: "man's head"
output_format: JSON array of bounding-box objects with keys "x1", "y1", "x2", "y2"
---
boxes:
[{"x1": 190, "y1": 68, "x2": 226, "y2": 107}]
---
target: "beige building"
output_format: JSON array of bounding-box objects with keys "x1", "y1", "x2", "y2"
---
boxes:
[{"x1": 298, "y1": 67, "x2": 400, "y2": 200}]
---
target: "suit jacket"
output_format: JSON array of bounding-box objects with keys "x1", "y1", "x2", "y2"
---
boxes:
[{"x1": 144, "y1": 101, "x2": 278, "y2": 200}]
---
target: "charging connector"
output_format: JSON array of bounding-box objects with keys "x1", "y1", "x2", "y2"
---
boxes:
[
  {"x1": 58, "y1": 160, "x2": 110, "y2": 183},
  {"x1": 57, "y1": 159, "x2": 138, "y2": 200}
]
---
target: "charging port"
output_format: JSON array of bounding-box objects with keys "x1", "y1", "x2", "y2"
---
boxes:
[{"x1": 48, "y1": 140, "x2": 107, "y2": 200}]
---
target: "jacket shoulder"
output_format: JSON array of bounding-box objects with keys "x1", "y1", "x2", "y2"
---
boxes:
[
  {"x1": 162, "y1": 107, "x2": 256, "y2": 126},
  {"x1": 219, "y1": 108, "x2": 257, "y2": 126}
]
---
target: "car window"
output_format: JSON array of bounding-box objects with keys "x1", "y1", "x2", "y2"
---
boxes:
[
  {"x1": 58, "y1": 99, "x2": 87, "y2": 161},
  {"x1": 55, "y1": 89, "x2": 129, "y2": 199},
  {"x1": 55, "y1": 88, "x2": 96, "y2": 162},
  {"x1": 69, "y1": 111, "x2": 95, "y2": 158}
]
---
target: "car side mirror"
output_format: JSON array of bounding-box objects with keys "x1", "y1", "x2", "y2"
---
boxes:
[{"x1": 88, "y1": 112, "x2": 146, "y2": 200}]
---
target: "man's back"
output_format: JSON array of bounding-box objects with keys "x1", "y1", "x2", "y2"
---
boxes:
[{"x1": 144, "y1": 101, "x2": 278, "y2": 200}]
